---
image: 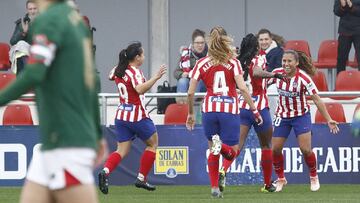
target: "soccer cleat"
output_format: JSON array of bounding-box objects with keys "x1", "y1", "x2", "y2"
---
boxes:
[
  {"x1": 211, "y1": 134, "x2": 222, "y2": 155},
  {"x1": 98, "y1": 170, "x2": 109, "y2": 194},
  {"x1": 261, "y1": 183, "x2": 276, "y2": 193},
  {"x1": 274, "y1": 177, "x2": 287, "y2": 192},
  {"x1": 310, "y1": 175, "x2": 320, "y2": 191},
  {"x1": 211, "y1": 188, "x2": 223, "y2": 198},
  {"x1": 134, "y1": 178, "x2": 156, "y2": 191},
  {"x1": 218, "y1": 169, "x2": 226, "y2": 192}
]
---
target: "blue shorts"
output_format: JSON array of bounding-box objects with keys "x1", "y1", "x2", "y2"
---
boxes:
[
  {"x1": 240, "y1": 108, "x2": 272, "y2": 133},
  {"x1": 202, "y1": 112, "x2": 240, "y2": 146},
  {"x1": 273, "y1": 112, "x2": 311, "y2": 138},
  {"x1": 115, "y1": 118, "x2": 156, "y2": 142}
]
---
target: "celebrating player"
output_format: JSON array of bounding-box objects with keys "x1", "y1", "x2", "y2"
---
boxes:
[
  {"x1": 98, "y1": 42, "x2": 167, "y2": 194},
  {"x1": 219, "y1": 33, "x2": 285, "y2": 193},
  {"x1": 270, "y1": 50, "x2": 339, "y2": 192},
  {"x1": 0, "y1": 0, "x2": 106, "y2": 203},
  {"x1": 186, "y1": 26, "x2": 262, "y2": 198}
]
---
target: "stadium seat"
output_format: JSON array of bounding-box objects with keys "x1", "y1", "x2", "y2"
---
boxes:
[
  {"x1": 284, "y1": 40, "x2": 312, "y2": 58},
  {"x1": 315, "y1": 102, "x2": 346, "y2": 123},
  {"x1": 311, "y1": 71, "x2": 328, "y2": 91},
  {"x1": 0, "y1": 73, "x2": 16, "y2": 90},
  {"x1": 0, "y1": 42, "x2": 10, "y2": 70},
  {"x1": 3, "y1": 104, "x2": 33, "y2": 125},
  {"x1": 164, "y1": 103, "x2": 188, "y2": 125},
  {"x1": 331, "y1": 70, "x2": 360, "y2": 100},
  {"x1": 313, "y1": 40, "x2": 338, "y2": 90}
]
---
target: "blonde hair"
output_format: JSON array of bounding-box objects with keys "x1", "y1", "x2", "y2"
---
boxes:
[{"x1": 207, "y1": 26, "x2": 236, "y2": 65}]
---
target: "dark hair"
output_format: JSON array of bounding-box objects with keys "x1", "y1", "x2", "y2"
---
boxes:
[
  {"x1": 115, "y1": 42, "x2": 143, "y2": 78},
  {"x1": 283, "y1": 50, "x2": 316, "y2": 76},
  {"x1": 257, "y1": 28, "x2": 285, "y2": 47},
  {"x1": 26, "y1": 0, "x2": 35, "y2": 7},
  {"x1": 237, "y1": 33, "x2": 258, "y2": 80},
  {"x1": 192, "y1": 29, "x2": 205, "y2": 42}
]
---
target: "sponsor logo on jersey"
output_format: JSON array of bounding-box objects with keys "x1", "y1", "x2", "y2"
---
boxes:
[
  {"x1": 277, "y1": 89, "x2": 300, "y2": 97},
  {"x1": 210, "y1": 96, "x2": 235, "y2": 103},
  {"x1": 154, "y1": 146, "x2": 189, "y2": 178}
]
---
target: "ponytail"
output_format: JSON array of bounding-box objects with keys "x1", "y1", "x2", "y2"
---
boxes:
[
  {"x1": 237, "y1": 33, "x2": 258, "y2": 81},
  {"x1": 208, "y1": 26, "x2": 236, "y2": 65},
  {"x1": 114, "y1": 41, "x2": 142, "y2": 78}
]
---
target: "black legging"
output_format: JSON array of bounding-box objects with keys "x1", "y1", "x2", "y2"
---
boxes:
[{"x1": 336, "y1": 34, "x2": 360, "y2": 74}]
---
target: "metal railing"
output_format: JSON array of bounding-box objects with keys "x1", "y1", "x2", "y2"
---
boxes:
[{"x1": 21, "y1": 91, "x2": 360, "y2": 125}]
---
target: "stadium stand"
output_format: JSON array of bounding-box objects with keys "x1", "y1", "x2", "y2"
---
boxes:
[
  {"x1": 284, "y1": 40, "x2": 312, "y2": 58},
  {"x1": 0, "y1": 42, "x2": 10, "y2": 70},
  {"x1": 3, "y1": 104, "x2": 33, "y2": 125},
  {"x1": 331, "y1": 70, "x2": 360, "y2": 100},
  {"x1": 313, "y1": 40, "x2": 338, "y2": 90},
  {"x1": 314, "y1": 102, "x2": 346, "y2": 123},
  {"x1": 164, "y1": 103, "x2": 188, "y2": 125},
  {"x1": 311, "y1": 71, "x2": 328, "y2": 91}
]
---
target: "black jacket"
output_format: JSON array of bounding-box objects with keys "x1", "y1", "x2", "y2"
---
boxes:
[{"x1": 334, "y1": 0, "x2": 360, "y2": 35}]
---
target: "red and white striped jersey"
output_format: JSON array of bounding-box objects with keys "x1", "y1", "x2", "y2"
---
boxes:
[
  {"x1": 268, "y1": 67, "x2": 319, "y2": 118},
  {"x1": 189, "y1": 56, "x2": 242, "y2": 114},
  {"x1": 109, "y1": 66, "x2": 149, "y2": 122},
  {"x1": 239, "y1": 50, "x2": 269, "y2": 110}
]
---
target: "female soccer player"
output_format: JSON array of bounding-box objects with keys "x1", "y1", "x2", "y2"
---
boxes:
[
  {"x1": 98, "y1": 42, "x2": 167, "y2": 194},
  {"x1": 186, "y1": 26, "x2": 263, "y2": 198},
  {"x1": 270, "y1": 50, "x2": 339, "y2": 192},
  {"x1": 219, "y1": 33, "x2": 285, "y2": 193}
]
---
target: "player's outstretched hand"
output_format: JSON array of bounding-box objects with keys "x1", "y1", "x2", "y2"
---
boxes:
[
  {"x1": 328, "y1": 119, "x2": 339, "y2": 134},
  {"x1": 274, "y1": 73, "x2": 289, "y2": 83},
  {"x1": 186, "y1": 114, "x2": 195, "y2": 131},
  {"x1": 156, "y1": 64, "x2": 167, "y2": 80}
]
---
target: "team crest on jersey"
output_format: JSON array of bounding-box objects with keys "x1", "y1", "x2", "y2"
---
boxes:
[{"x1": 292, "y1": 81, "x2": 298, "y2": 87}]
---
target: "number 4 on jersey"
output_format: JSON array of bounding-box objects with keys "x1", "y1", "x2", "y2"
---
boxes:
[{"x1": 213, "y1": 71, "x2": 229, "y2": 95}]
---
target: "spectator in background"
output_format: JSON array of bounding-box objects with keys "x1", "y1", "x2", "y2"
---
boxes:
[
  {"x1": 257, "y1": 28, "x2": 285, "y2": 72},
  {"x1": 174, "y1": 29, "x2": 208, "y2": 93},
  {"x1": 9, "y1": 0, "x2": 38, "y2": 75},
  {"x1": 334, "y1": 0, "x2": 360, "y2": 73}
]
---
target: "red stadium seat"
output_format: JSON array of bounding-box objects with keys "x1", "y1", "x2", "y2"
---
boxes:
[
  {"x1": 331, "y1": 70, "x2": 360, "y2": 100},
  {"x1": 313, "y1": 40, "x2": 338, "y2": 90},
  {"x1": 3, "y1": 104, "x2": 33, "y2": 125},
  {"x1": 315, "y1": 102, "x2": 346, "y2": 123},
  {"x1": 284, "y1": 40, "x2": 312, "y2": 58},
  {"x1": 164, "y1": 103, "x2": 188, "y2": 125},
  {"x1": 311, "y1": 71, "x2": 328, "y2": 92},
  {"x1": 0, "y1": 42, "x2": 10, "y2": 70},
  {"x1": 0, "y1": 73, "x2": 16, "y2": 90}
]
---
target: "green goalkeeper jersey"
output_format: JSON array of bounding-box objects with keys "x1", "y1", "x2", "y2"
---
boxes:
[{"x1": 0, "y1": 2, "x2": 102, "y2": 150}]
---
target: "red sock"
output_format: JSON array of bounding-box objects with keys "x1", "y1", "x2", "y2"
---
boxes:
[
  {"x1": 208, "y1": 153, "x2": 220, "y2": 187},
  {"x1": 222, "y1": 149, "x2": 240, "y2": 172},
  {"x1": 220, "y1": 144, "x2": 236, "y2": 160},
  {"x1": 139, "y1": 150, "x2": 156, "y2": 180},
  {"x1": 304, "y1": 152, "x2": 317, "y2": 177},
  {"x1": 104, "y1": 152, "x2": 122, "y2": 174},
  {"x1": 261, "y1": 149, "x2": 273, "y2": 186},
  {"x1": 273, "y1": 153, "x2": 285, "y2": 179}
]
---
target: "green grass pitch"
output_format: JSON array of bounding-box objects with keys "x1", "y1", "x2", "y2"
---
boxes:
[{"x1": 1, "y1": 184, "x2": 359, "y2": 203}]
